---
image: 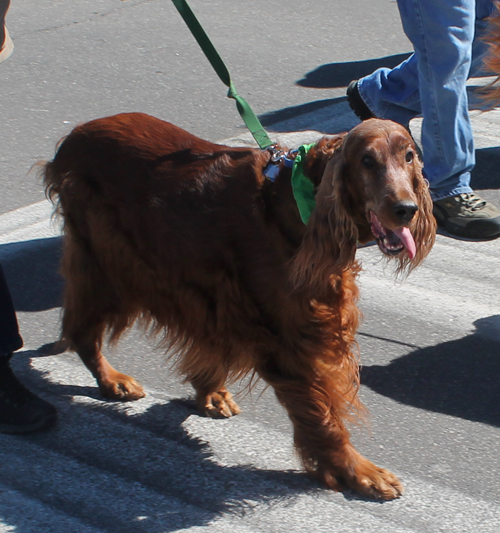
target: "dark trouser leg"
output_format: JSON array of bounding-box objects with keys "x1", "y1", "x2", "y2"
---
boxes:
[
  {"x1": 0, "y1": 262, "x2": 23, "y2": 358},
  {"x1": 0, "y1": 262, "x2": 57, "y2": 433}
]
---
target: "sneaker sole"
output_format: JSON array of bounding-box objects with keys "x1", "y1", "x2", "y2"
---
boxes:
[{"x1": 436, "y1": 221, "x2": 500, "y2": 242}]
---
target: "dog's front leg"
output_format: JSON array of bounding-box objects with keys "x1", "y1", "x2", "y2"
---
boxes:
[{"x1": 258, "y1": 359, "x2": 403, "y2": 500}]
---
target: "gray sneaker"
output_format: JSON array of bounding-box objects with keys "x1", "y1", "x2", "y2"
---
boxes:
[{"x1": 433, "y1": 193, "x2": 500, "y2": 240}]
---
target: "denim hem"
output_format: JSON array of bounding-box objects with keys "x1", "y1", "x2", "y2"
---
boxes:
[
  {"x1": 357, "y1": 81, "x2": 379, "y2": 119},
  {"x1": 430, "y1": 185, "x2": 474, "y2": 202}
]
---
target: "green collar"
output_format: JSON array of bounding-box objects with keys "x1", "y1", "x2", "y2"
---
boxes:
[{"x1": 291, "y1": 143, "x2": 316, "y2": 224}]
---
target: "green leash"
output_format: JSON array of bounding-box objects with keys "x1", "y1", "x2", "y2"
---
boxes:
[
  {"x1": 171, "y1": 0, "x2": 274, "y2": 150},
  {"x1": 171, "y1": 0, "x2": 317, "y2": 223}
]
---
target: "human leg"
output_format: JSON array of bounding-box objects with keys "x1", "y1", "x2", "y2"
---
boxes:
[
  {"x1": 395, "y1": 0, "x2": 476, "y2": 198},
  {"x1": 356, "y1": 0, "x2": 496, "y2": 122},
  {"x1": 402, "y1": 0, "x2": 500, "y2": 238},
  {"x1": 0, "y1": 262, "x2": 23, "y2": 357},
  {"x1": 356, "y1": 54, "x2": 421, "y2": 126}
]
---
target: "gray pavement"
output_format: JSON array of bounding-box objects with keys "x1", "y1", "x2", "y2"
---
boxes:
[{"x1": 1, "y1": 1, "x2": 500, "y2": 532}]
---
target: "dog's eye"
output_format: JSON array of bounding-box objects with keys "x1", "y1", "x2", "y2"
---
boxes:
[
  {"x1": 361, "y1": 155, "x2": 375, "y2": 169},
  {"x1": 405, "y1": 151, "x2": 414, "y2": 163}
]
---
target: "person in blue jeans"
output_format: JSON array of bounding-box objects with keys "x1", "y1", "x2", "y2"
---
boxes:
[
  {"x1": 347, "y1": 0, "x2": 500, "y2": 241},
  {"x1": 0, "y1": 0, "x2": 57, "y2": 433}
]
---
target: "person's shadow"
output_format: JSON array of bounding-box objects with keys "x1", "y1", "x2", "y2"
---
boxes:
[
  {"x1": 259, "y1": 53, "x2": 500, "y2": 143},
  {"x1": 471, "y1": 146, "x2": 500, "y2": 192},
  {"x1": 257, "y1": 54, "x2": 413, "y2": 132},
  {"x1": 296, "y1": 53, "x2": 412, "y2": 90},
  {"x1": 0, "y1": 236, "x2": 64, "y2": 312},
  {"x1": 360, "y1": 316, "x2": 500, "y2": 427}
]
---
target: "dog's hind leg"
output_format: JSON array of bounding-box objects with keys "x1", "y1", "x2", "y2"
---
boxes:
[
  {"x1": 60, "y1": 234, "x2": 145, "y2": 401},
  {"x1": 192, "y1": 383, "x2": 241, "y2": 418},
  {"x1": 67, "y1": 318, "x2": 146, "y2": 402},
  {"x1": 188, "y1": 363, "x2": 241, "y2": 418}
]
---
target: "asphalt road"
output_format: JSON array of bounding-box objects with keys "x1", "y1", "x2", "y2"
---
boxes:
[{"x1": 1, "y1": 1, "x2": 500, "y2": 532}]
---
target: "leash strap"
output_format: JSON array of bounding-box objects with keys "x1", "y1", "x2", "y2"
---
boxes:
[{"x1": 171, "y1": 0, "x2": 274, "y2": 150}]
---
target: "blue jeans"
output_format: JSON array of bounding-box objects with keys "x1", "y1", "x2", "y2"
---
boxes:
[
  {"x1": 358, "y1": 0, "x2": 496, "y2": 200},
  {"x1": 0, "y1": 262, "x2": 23, "y2": 357}
]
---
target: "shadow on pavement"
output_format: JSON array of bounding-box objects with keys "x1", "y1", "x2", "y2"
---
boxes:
[
  {"x1": 259, "y1": 97, "x2": 343, "y2": 131},
  {"x1": 296, "y1": 53, "x2": 412, "y2": 89},
  {"x1": 2, "y1": 350, "x2": 328, "y2": 533},
  {"x1": 263, "y1": 52, "x2": 500, "y2": 142},
  {"x1": 472, "y1": 146, "x2": 500, "y2": 190},
  {"x1": 361, "y1": 315, "x2": 500, "y2": 427}
]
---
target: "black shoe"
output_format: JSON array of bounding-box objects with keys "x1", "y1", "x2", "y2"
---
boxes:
[
  {"x1": 347, "y1": 80, "x2": 375, "y2": 121},
  {"x1": 433, "y1": 193, "x2": 500, "y2": 241},
  {"x1": 0, "y1": 356, "x2": 57, "y2": 434}
]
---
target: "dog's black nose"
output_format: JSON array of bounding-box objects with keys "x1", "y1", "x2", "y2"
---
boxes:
[{"x1": 393, "y1": 202, "x2": 418, "y2": 223}]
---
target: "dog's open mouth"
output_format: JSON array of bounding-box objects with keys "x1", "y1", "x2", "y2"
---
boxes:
[{"x1": 369, "y1": 211, "x2": 416, "y2": 259}]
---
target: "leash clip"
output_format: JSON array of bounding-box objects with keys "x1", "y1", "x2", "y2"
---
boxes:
[{"x1": 263, "y1": 147, "x2": 297, "y2": 182}]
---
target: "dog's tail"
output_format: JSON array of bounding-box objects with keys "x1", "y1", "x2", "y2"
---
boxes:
[
  {"x1": 42, "y1": 159, "x2": 61, "y2": 206},
  {"x1": 40, "y1": 135, "x2": 69, "y2": 213}
]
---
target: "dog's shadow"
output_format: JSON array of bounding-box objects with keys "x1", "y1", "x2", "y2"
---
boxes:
[
  {"x1": 360, "y1": 316, "x2": 500, "y2": 427},
  {"x1": 3, "y1": 349, "x2": 336, "y2": 533}
]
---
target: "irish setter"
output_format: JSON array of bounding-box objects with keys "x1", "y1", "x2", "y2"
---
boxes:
[{"x1": 43, "y1": 113, "x2": 435, "y2": 500}]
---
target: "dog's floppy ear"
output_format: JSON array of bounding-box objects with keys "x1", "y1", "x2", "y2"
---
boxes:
[
  {"x1": 398, "y1": 158, "x2": 436, "y2": 274},
  {"x1": 302, "y1": 134, "x2": 346, "y2": 187},
  {"x1": 291, "y1": 151, "x2": 359, "y2": 295}
]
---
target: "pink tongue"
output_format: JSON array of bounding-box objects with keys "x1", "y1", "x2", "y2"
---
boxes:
[
  {"x1": 393, "y1": 226, "x2": 416, "y2": 259},
  {"x1": 370, "y1": 211, "x2": 385, "y2": 236}
]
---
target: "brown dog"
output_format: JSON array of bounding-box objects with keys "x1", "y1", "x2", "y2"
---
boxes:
[{"x1": 43, "y1": 113, "x2": 435, "y2": 500}]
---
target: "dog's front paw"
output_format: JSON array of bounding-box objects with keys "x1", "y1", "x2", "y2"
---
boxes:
[
  {"x1": 320, "y1": 446, "x2": 403, "y2": 500},
  {"x1": 98, "y1": 372, "x2": 146, "y2": 402},
  {"x1": 197, "y1": 388, "x2": 241, "y2": 418},
  {"x1": 345, "y1": 461, "x2": 403, "y2": 500}
]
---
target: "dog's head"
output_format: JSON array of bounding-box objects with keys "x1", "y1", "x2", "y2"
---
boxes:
[
  {"x1": 332, "y1": 119, "x2": 435, "y2": 271},
  {"x1": 293, "y1": 119, "x2": 436, "y2": 292}
]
